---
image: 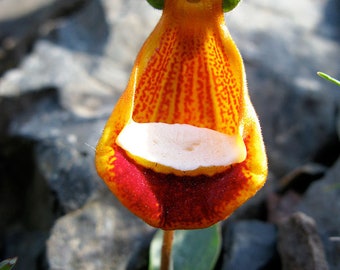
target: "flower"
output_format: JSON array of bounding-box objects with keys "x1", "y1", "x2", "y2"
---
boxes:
[{"x1": 95, "y1": 0, "x2": 267, "y2": 230}]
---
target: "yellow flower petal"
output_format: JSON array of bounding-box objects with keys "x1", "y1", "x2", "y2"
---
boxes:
[{"x1": 95, "y1": 0, "x2": 268, "y2": 229}]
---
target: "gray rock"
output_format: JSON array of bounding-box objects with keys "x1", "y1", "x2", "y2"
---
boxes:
[
  {"x1": 298, "y1": 160, "x2": 340, "y2": 236},
  {"x1": 0, "y1": 0, "x2": 88, "y2": 73},
  {"x1": 0, "y1": 40, "x2": 119, "y2": 119},
  {"x1": 46, "y1": 188, "x2": 153, "y2": 270},
  {"x1": 34, "y1": 134, "x2": 101, "y2": 213},
  {"x1": 2, "y1": 230, "x2": 49, "y2": 270},
  {"x1": 0, "y1": 2, "x2": 159, "y2": 268},
  {"x1": 0, "y1": 136, "x2": 54, "y2": 270},
  {"x1": 221, "y1": 221, "x2": 278, "y2": 270},
  {"x1": 2, "y1": 86, "x2": 104, "y2": 212},
  {"x1": 277, "y1": 163, "x2": 327, "y2": 194},
  {"x1": 277, "y1": 212, "x2": 329, "y2": 270},
  {"x1": 228, "y1": 0, "x2": 340, "y2": 176},
  {"x1": 299, "y1": 157, "x2": 340, "y2": 269},
  {"x1": 0, "y1": 0, "x2": 161, "y2": 118},
  {"x1": 326, "y1": 239, "x2": 340, "y2": 270},
  {"x1": 267, "y1": 190, "x2": 302, "y2": 224}
]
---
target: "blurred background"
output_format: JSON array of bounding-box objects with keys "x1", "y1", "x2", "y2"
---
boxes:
[{"x1": 0, "y1": 0, "x2": 339, "y2": 269}]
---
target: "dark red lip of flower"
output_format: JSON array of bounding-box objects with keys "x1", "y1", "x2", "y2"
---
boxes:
[
  {"x1": 112, "y1": 146, "x2": 244, "y2": 230},
  {"x1": 103, "y1": 132, "x2": 262, "y2": 230}
]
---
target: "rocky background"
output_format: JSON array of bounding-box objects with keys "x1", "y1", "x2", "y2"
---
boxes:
[{"x1": 0, "y1": 0, "x2": 339, "y2": 269}]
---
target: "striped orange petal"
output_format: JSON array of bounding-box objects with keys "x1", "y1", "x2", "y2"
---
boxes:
[{"x1": 95, "y1": 0, "x2": 267, "y2": 230}]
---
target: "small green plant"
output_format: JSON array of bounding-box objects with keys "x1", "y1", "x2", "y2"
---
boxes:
[
  {"x1": 0, "y1": 257, "x2": 17, "y2": 270},
  {"x1": 317, "y1": 72, "x2": 340, "y2": 87},
  {"x1": 149, "y1": 225, "x2": 222, "y2": 270}
]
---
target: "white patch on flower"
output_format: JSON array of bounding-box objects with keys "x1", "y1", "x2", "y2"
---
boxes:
[{"x1": 116, "y1": 121, "x2": 246, "y2": 176}]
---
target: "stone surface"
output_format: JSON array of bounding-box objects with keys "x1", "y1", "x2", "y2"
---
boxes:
[
  {"x1": 299, "y1": 157, "x2": 340, "y2": 237},
  {"x1": 267, "y1": 190, "x2": 302, "y2": 224},
  {"x1": 277, "y1": 212, "x2": 329, "y2": 270},
  {"x1": 0, "y1": 0, "x2": 160, "y2": 118},
  {"x1": 326, "y1": 239, "x2": 340, "y2": 270},
  {"x1": 1, "y1": 86, "x2": 104, "y2": 213},
  {"x1": 47, "y1": 188, "x2": 153, "y2": 270},
  {"x1": 0, "y1": 0, "x2": 88, "y2": 74},
  {"x1": 221, "y1": 220, "x2": 278, "y2": 270},
  {"x1": 2, "y1": 230, "x2": 49, "y2": 270},
  {"x1": 298, "y1": 157, "x2": 340, "y2": 270},
  {"x1": 228, "y1": 0, "x2": 340, "y2": 176}
]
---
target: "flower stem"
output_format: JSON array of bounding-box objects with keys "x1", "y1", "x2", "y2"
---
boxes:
[{"x1": 160, "y1": 230, "x2": 174, "y2": 270}]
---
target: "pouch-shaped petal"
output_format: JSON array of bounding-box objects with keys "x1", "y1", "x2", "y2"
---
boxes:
[{"x1": 95, "y1": 0, "x2": 267, "y2": 229}]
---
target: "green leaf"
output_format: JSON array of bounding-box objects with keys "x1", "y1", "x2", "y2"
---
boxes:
[
  {"x1": 0, "y1": 258, "x2": 17, "y2": 270},
  {"x1": 317, "y1": 72, "x2": 340, "y2": 87},
  {"x1": 149, "y1": 224, "x2": 222, "y2": 270},
  {"x1": 146, "y1": 0, "x2": 164, "y2": 10},
  {"x1": 223, "y1": 0, "x2": 241, "y2": 12},
  {"x1": 146, "y1": 0, "x2": 241, "y2": 12}
]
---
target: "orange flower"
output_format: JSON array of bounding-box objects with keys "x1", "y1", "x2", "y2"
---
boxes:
[{"x1": 95, "y1": 0, "x2": 267, "y2": 230}]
